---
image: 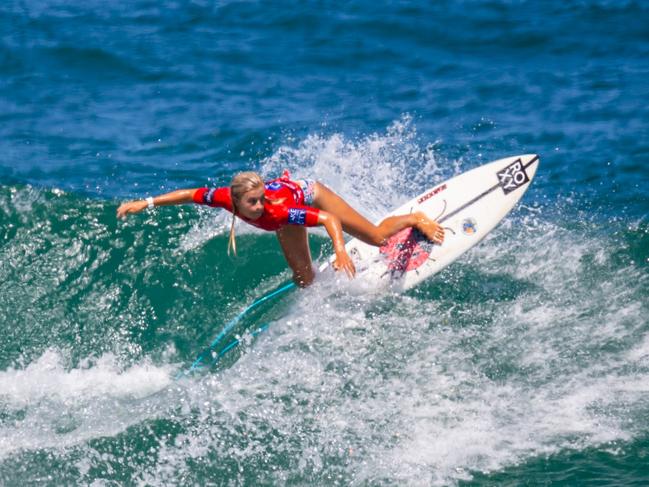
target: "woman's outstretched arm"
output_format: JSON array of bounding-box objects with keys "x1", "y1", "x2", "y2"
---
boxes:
[{"x1": 116, "y1": 189, "x2": 200, "y2": 219}]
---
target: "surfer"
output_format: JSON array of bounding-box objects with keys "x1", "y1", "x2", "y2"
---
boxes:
[{"x1": 117, "y1": 171, "x2": 444, "y2": 287}]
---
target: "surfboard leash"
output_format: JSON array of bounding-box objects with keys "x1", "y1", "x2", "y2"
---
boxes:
[{"x1": 177, "y1": 281, "x2": 296, "y2": 379}]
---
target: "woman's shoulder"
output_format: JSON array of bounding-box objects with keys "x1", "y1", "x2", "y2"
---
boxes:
[{"x1": 193, "y1": 186, "x2": 232, "y2": 209}]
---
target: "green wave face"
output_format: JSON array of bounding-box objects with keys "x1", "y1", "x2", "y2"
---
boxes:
[{"x1": 0, "y1": 184, "x2": 309, "y2": 369}]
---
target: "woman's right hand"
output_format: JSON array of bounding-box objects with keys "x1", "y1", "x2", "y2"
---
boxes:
[{"x1": 117, "y1": 200, "x2": 147, "y2": 219}]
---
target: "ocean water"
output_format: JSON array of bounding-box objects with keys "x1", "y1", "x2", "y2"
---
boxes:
[{"x1": 1, "y1": 0, "x2": 648, "y2": 485}]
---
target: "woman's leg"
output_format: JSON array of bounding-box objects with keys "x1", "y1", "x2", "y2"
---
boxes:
[
  {"x1": 276, "y1": 225, "x2": 315, "y2": 287},
  {"x1": 311, "y1": 182, "x2": 444, "y2": 246}
]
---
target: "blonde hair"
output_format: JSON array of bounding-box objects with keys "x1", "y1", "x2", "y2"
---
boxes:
[{"x1": 228, "y1": 171, "x2": 264, "y2": 256}]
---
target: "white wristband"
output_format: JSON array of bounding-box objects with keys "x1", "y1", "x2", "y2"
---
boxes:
[{"x1": 146, "y1": 196, "x2": 155, "y2": 209}]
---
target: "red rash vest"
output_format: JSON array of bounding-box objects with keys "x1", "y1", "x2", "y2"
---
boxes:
[{"x1": 192, "y1": 174, "x2": 320, "y2": 231}]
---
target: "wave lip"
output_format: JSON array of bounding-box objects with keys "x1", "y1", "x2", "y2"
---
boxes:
[
  {"x1": 0, "y1": 349, "x2": 174, "y2": 460},
  {"x1": 0, "y1": 349, "x2": 172, "y2": 407}
]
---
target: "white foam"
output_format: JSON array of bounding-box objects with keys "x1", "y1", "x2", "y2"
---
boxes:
[
  {"x1": 0, "y1": 349, "x2": 171, "y2": 407},
  {"x1": 0, "y1": 349, "x2": 176, "y2": 459}
]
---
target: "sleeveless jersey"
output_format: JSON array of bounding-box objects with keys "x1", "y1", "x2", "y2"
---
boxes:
[{"x1": 192, "y1": 173, "x2": 320, "y2": 231}]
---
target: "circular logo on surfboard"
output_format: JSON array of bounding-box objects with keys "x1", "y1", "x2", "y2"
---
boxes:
[{"x1": 462, "y1": 218, "x2": 477, "y2": 235}]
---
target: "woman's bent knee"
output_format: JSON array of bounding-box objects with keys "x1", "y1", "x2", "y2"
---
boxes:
[{"x1": 293, "y1": 267, "x2": 315, "y2": 287}]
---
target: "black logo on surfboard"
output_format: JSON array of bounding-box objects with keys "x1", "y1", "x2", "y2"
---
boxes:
[{"x1": 497, "y1": 159, "x2": 529, "y2": 194}]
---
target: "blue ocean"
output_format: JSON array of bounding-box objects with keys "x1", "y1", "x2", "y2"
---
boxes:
[{"x1": 1, "y1": 1, "x2": 648, "y2": 485}]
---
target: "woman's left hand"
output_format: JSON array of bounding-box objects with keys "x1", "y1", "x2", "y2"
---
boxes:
[
  {"x1": 317, "y1": 211, "x2": 355, "y2": 279},
  {"x1": 333, "y1": 250, "x2": 356, "y2": 279}
]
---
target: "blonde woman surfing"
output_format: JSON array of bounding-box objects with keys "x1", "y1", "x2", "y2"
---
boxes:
[{"x1": 117, "y1": 171, "x2": 445, "y2": 287}]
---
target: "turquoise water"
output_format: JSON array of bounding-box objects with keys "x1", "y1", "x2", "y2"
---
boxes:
[{"x1": 1, "y1": 1, "x2": 648, "y2": 485}]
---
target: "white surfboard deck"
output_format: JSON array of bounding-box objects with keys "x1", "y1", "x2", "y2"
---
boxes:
[{"x1": 319, "y1": 154, "x2": 539, "y2": 292}]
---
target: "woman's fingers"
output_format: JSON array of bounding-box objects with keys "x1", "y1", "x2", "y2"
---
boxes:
[
  {"x1": 333, "y1": 253, "x2": 356, "y2": 279},
  {"x1": 116, "y1": 204, "x2": 132, "y2": 219},
  {"x1": 116, "y1": 204, "x2": 129, "y2": 219},
  {"x1": 116, "y1": 201, "x2": 145, "y2": 219},
  {"x1": 342, "y1": 258, "x2": 355, "y2": 279}
]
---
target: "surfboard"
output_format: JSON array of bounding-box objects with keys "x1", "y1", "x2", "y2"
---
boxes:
[{"x1": 319, "y1": 154, "x2": 539, "y2": 291}]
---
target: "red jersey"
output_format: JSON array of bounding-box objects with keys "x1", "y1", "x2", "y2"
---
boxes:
[{"x1": 192, "y1": 174, "x2": 320, "y2": 231}]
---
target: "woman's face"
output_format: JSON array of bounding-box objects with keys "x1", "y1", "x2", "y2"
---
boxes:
[{"x1": 236, "y1": 186, "x2": 265, "y2": 220}]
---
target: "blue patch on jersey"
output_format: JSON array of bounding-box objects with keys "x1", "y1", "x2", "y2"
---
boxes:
[
  {"x1": 288, "y1": 208, "x2": 306, "y2": 225},
  {"x1": 265, "y1": 181, "x2": 282, "y2": 190},
  {"x1": 205, "y1": 188, "x2": 216, "y2": 204}
]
